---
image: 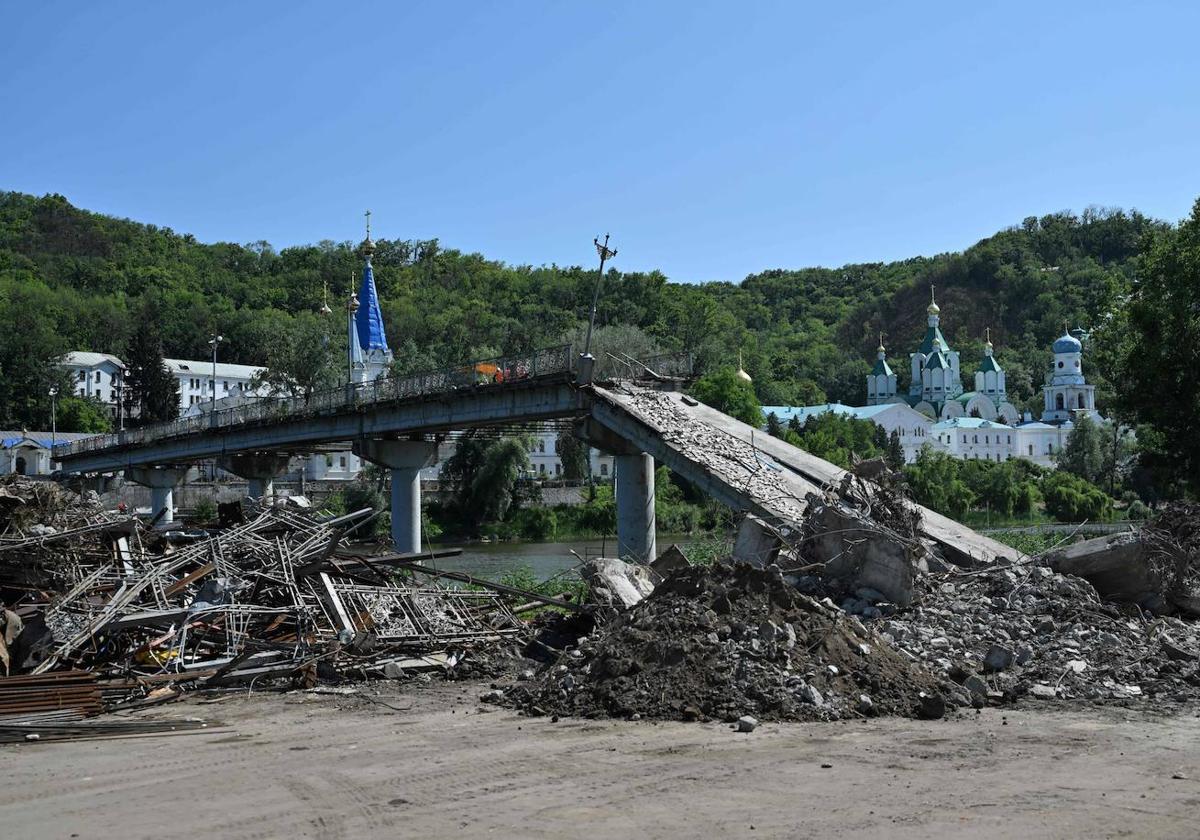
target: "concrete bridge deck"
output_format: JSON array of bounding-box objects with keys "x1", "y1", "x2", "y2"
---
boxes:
[{"x1": 54, "y1": 347, "x2": 1017, "y2": 567}]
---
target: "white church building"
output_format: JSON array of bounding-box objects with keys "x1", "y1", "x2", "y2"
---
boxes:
[{"x1": 768, "y1": 288, "x2": 1102, "y2": 468}]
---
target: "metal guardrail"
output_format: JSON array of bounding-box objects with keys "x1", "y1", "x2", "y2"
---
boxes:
[{"x1": 56, "y1": 344, "x2": 575, "y2": 458}]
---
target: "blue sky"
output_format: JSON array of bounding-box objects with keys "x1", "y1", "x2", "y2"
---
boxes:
[{"x1": 3, "y1": 1, "x2": 1198, "y2": 282}]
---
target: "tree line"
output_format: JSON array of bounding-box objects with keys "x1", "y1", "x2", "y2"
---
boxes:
[{"x1": 2, "y1": 190, "x2": 1198, "y2": 501}]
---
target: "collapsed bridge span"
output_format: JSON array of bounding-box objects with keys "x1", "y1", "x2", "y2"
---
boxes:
[{"x1": 586, "y1": 383, "x2": 1020, "y2": 567}]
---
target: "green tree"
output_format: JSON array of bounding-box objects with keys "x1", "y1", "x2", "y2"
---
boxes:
[
  {"x1": 123, "y1": 302, "x2": 180, "y2": 423},
  {"x1": 765, "y1": 412, "x2": 784, "y2": 438},
  {"x1": 1055, "y1": 414, "x2": 1105, "y2": 485},
  {"x1": 1041, "y1": 471, "x2": 1113, "y2": 522},
  {"x1": 0, "y1": 281, "x2": 70, "y2": 428},
  {"x1": 690, "y1": 367, "x2": 763, "y2": 427},
  {"x1": 56, "y1": 396, "x2": 112, "y2": 433},
  {"x1": 785, "y1": 411, "x2": 882, "y2": 469},
  {"x1": 904, "y1": 449, "x2": 975, "y2": 520},
  {"x1": 886, "y1": 429, "x2": 905, "y2": 470},
  {"x1": 470, "y1": 438, "x2": 532, "y2": 522},
  {"x1": 439, "y1": 433, "x2": 532, "y2": 532},
  {"x1": 1112, "y1": 198, "x2": 1200, "y2": 493},
  {"x1": 555, "y1": 429, "x2": 588, "y2": 481},
  {"x1": 253, "y1": 311, "x2": 341, "y2": 400},
  {"x1": 560, "y1": 322, "x2": 665, "y2": 379}
]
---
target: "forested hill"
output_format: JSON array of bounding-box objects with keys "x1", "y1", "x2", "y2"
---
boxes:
[{"x1": 0, "y1": 190, "x2": 1167, "y2": 428}]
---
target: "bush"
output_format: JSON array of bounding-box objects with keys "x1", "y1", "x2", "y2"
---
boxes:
[
  {"x1": 1126, "y1": 500, "x2": 1150, "y2": 520},
  {"x1": 192, "y1": 497, "x2": 217, "y2": 523},
  {"x1": 510, "y1": 507, "x2": 558, "y2": 540},
  {"x1": 323, "y1": 481, "x2": 388, "y2": 537},
  {"x1": 1041, "y1": 471, "x2": 1114, "y2": 522}
]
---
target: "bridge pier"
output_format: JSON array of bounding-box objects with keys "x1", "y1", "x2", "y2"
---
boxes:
[
  {"x1": 353, "y1": 439, "x2": 439, "y2": 555},
  {"x1": 577, "y1": 419, "x2": 657, "y2": 563},
  {"x1": 614, "y1": 453, "x2": 657, "y2": 564},
  {"x1": 126, "y1": 466, "x2": 191, "y2": 528},
  {"x1": 219, "y1": 453, "x2": 291, "y2": 502}
]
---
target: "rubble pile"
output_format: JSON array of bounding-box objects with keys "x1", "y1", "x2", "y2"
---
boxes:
[
  {"x1": 872, "y1": 561, "x2": 1200, "y2": 705},
  {"x1": 1, "y1": 485, "x2": 536, "y2": 717},
  {"x1": 0, "y1": 477, "x2": 123, "y2": 592},
  {"x1": 0, "y1": 476, "x2": 108, "y2": 533},
  {"x1": 505, "y1": 562, "x2": 946, "y2": 722},
  {"x1": 1141, "y1": 502, "x2": 1200, "y2": 617}
]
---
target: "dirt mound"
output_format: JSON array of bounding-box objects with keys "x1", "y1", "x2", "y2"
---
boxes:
[{"x1": 504, "y1": 562, "x2": 946, "y2": 722}]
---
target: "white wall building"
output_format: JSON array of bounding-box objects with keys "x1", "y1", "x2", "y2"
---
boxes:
[
  {"x1": 165, "y1": 358, "x2": 267, "y2": 414},
  {"x1": 0, "y1": 431, "x2": 94, "y2": 476},
  {"x1": 61, "y1": 352, "x2": 126, "y2": 415},
  {"x1": 525, "y1": 423, "x2": 614, "y2": 480},
  {"x1": 931, "y1": 417, "x2": 1017, "y2": 462},
  {"x1": 762, "y1": 402, "x2": 935, "y2": 464}
]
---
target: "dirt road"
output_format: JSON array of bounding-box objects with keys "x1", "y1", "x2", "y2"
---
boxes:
[{"x1": 3, "y1": 683, "x2": 1199, "y2": 839}]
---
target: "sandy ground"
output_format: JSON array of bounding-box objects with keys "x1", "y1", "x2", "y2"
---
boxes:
[{"x1": 3, "y1": 682, "x2": 1200, "y2": 840}]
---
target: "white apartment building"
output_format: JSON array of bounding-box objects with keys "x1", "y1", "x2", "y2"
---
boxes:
[
  {"x1": 165, "y1": 358, "x2": 267, "y2": 414},
  {"x1": 61, "y1": 352, "x2": 126, "y2": 413},
  {"x1": 526, "y1": 424, "x2": 615, "y2": 480}
]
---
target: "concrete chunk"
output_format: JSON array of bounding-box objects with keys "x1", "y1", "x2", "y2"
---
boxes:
[{"x1": 582, "y1": 557, "x2": 661, "y2": 610}]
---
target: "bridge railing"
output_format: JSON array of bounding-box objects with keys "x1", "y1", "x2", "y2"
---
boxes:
[
  {"x1": 56, "y1": 344, "x2": 576, "y2": 458},
  {"x1": 637, "y1": 351, "x2": 694, "y2": 380}
]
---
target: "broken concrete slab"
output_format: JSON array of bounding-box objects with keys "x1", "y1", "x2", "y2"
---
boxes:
[
  {"x1": 581, "y1": 557, "x2": 661, "y2": 610},
  {"x1": 651, "y1": 543, "x2": 692, "y2": 576},
  {"x1": 1045, "y1": 533, "x2": 1158, "y2": 603},
  {"x1": 732, "y1": 515, "x2": 783, "y2": 568},
  {"x1": 802, "y1": 496, "x2": 916, "y2": 608}
]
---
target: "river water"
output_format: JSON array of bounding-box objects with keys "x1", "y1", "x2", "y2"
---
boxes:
[{"x1": 428, "y1": 535, "x2": 694, "y2": 582}]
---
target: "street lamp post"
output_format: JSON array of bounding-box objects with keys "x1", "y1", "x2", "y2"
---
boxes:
[
  {"x1": 49, "y1": 386, "x2": 58, "y2": 451},
  {"x1": 115, "y1": 374, "x2": 125, "y2": 432},
  {"x1": 208, "y1": 335, "x2": 224, "y2": 414}
]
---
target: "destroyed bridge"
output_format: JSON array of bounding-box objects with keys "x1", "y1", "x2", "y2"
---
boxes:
[{"x1": 54, "y1": 344, "x2": 1017, "y2": 568}]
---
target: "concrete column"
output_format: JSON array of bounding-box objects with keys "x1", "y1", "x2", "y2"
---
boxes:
[
  {"x1": 126, "y1": 466, "x2": 191, "y2": 529},
  {"x1": 151, "y1": 486, "x2": 174, "y2": 527},
  {"x1": 218, "y1": 453, "x2": 291, "y2": 502},
  {"x1": 352, "y1": 439, "x2": 439, "y2": 554},
  {"x1": 615, "y1": 452, "x2": 656, "y2": 563},
  {"x1": 576, "y1": 418, "x2": 659, "y2": 564}
]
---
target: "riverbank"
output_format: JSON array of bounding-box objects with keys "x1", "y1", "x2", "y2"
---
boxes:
[{"x1": 429, "y1": 533, "x2": 705, "y2": 581}]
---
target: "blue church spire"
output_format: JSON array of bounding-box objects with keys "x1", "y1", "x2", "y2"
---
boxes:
[{"x1": 355, "y1": 210, "x2": 389, "y2": 353}]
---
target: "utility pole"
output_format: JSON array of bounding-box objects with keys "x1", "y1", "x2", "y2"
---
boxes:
[
  {"x1": 579, "y1": 234, "x2": 617, "y2": 384},
  {"x1": 208, "y1": 334, "x2": 224, "y2": 414}
]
